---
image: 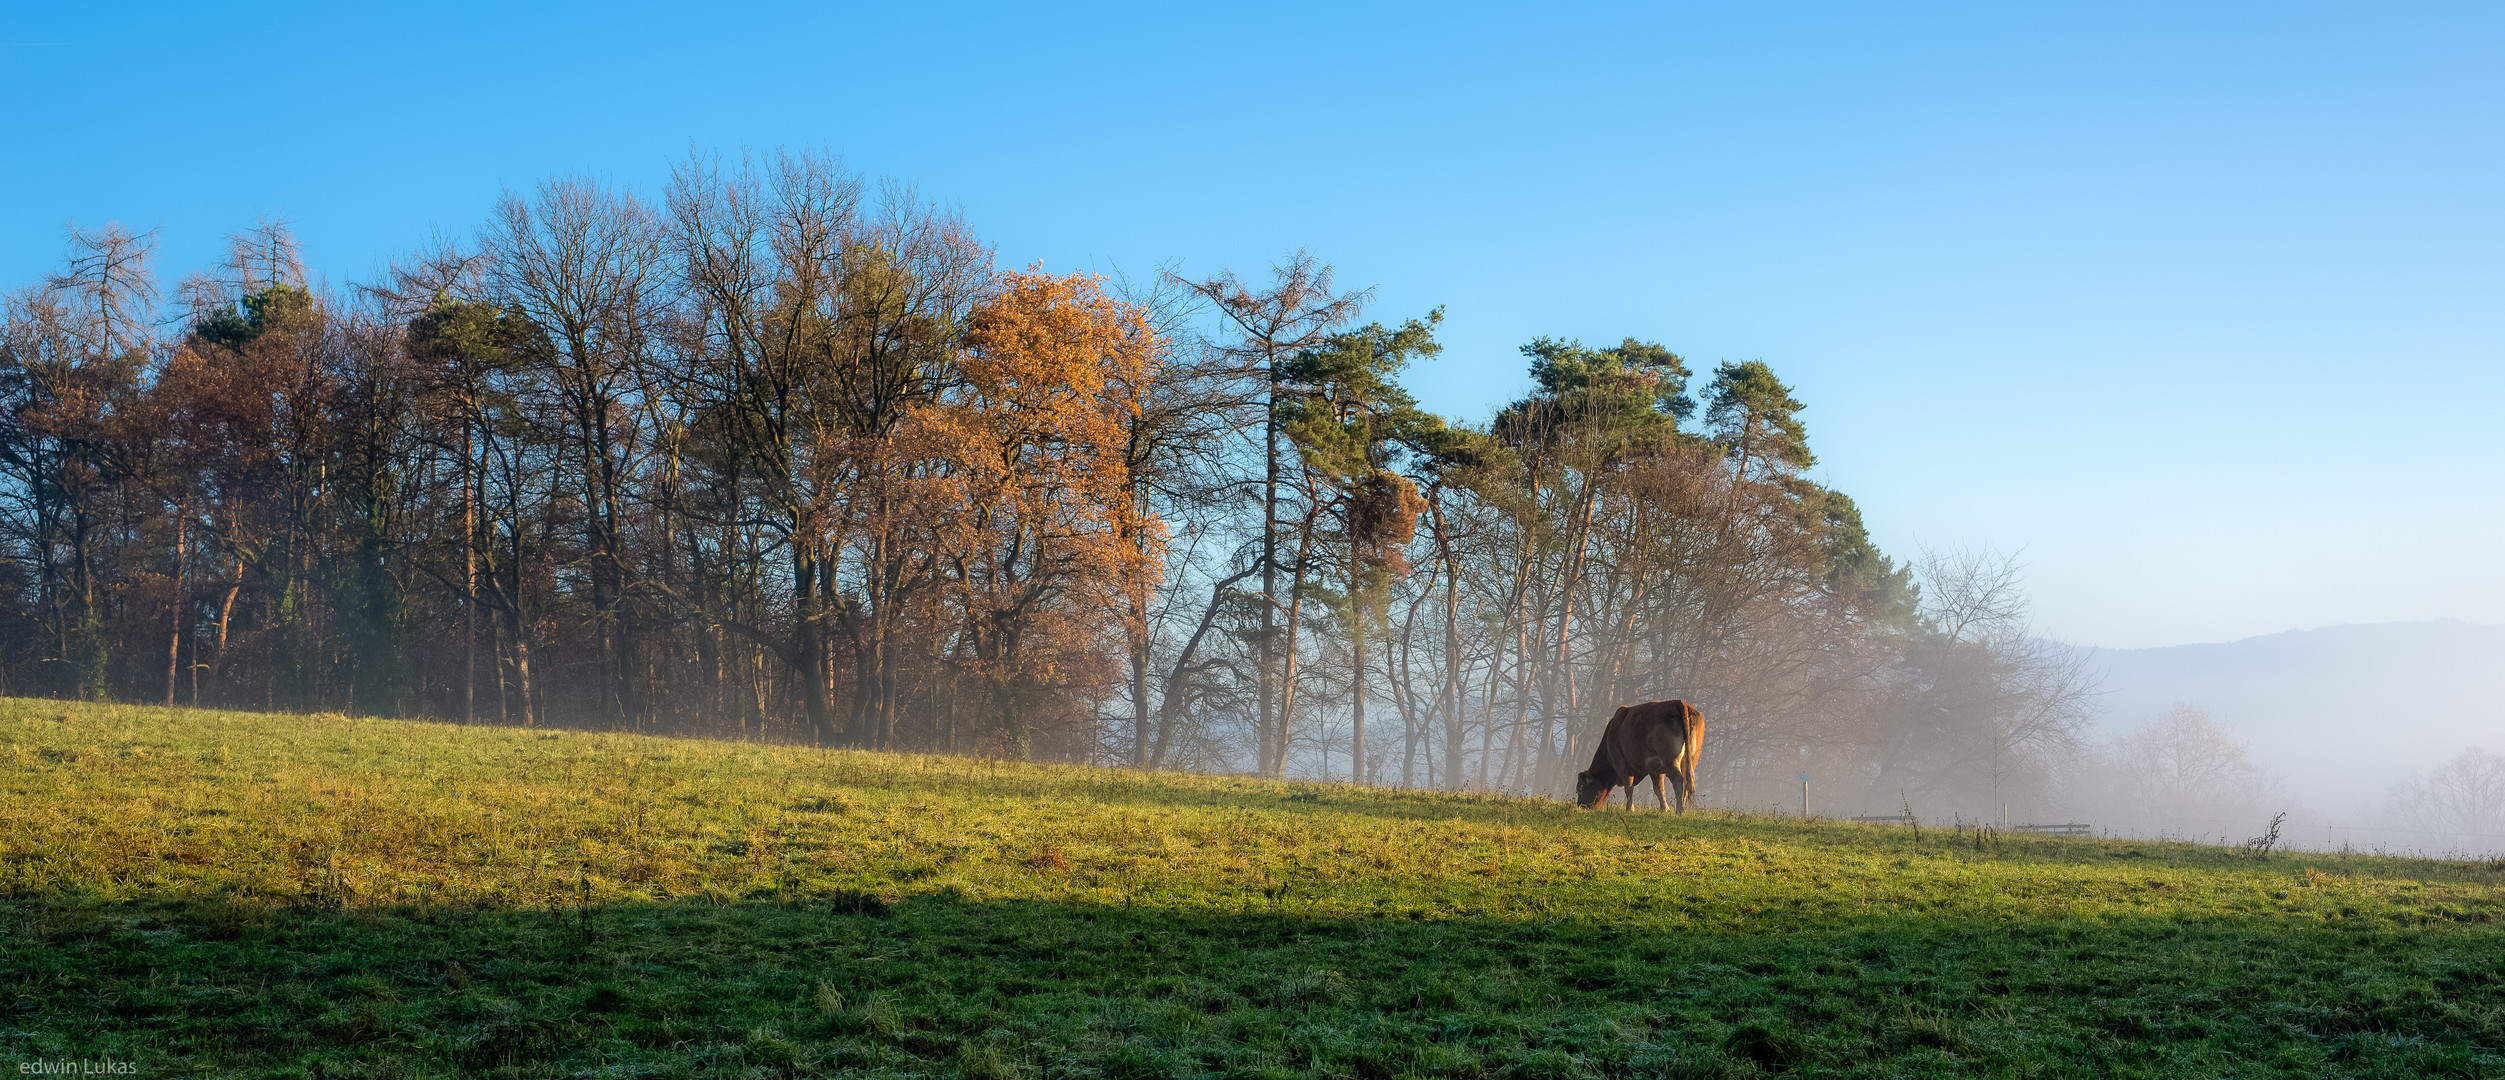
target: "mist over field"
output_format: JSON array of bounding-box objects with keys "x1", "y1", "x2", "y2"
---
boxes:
[
  {"x1": 2072, "y1": 620, "x2": 2505, "y2": 855},
  {"x1": 7, "y1": 699, "x2": 2500, "y2": 1076},
  {"x1": 4, "y1": 7, "x2": 2503, "y2": 1076}
]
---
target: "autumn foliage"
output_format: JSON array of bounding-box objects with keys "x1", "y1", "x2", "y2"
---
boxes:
[
  {"x1": 0, "y1": 151, "x2": 2092, "y2": 819},
  {"x1": 930, "y1": 270, "x2": 1164, "y2": 755}
]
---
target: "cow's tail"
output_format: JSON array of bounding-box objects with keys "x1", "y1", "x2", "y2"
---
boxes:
[{"x1": 1681, "y1": 701, "x2": 1705, "y2": 808}]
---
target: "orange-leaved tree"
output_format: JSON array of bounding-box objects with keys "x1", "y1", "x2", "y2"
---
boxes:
[{"x1": 930, "y1": 270, "x2": 1162, "y2": 758}]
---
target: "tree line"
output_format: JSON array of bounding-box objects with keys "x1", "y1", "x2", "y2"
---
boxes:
[{"x1": 0, "y1": 149, "x2": 2092, "y2": 813}]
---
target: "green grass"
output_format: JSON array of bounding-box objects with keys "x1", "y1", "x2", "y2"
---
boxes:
[{"x1": 1, "y1": 700, "x2": 2500, "y2": 1078}]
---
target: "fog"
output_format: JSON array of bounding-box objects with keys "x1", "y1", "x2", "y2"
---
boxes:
[{"x1": 2072, "y1": 621, "x2": 2505, "y2": 857}]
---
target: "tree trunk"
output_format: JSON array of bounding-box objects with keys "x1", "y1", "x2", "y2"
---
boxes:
[
  {"x1": 1541, "y1": 474, "x2": 1605, "y2": 796},
  {"x1": 1349, "y1": 529, "x2": 1366, "y2": 785},
  {"x1": 212, "y1": 555, "x2": 241, "y2": 709},
  {"x1": 1258, "y1": 374, "x2": 1280, "y2": 777},
  {"x1": 507, "y1": 600, "x2": 537, "y2": 729},
  {"x1": 164, "y1": 510, "x2": 186, "y2": 706},
  {"x1": 792, "y1": 540, "x2": 834, "y2": 745},
  {"x1": 493, "y1": 619, "x2": 510, "y2": 725},
  {"x1": 1273, "y1": 499, "x2": 1321, "y2": 778},
  {"x1": 1129, "y1": 549, "x2": 1152, "y2": 767},
  {"x1": 507, "y1": 502, "x2": 536, "y2": 728},
  {"x1": 1434, "y1": 495, "x2": 1464, "y2": 791},
  {"x1": 463, "y1": 408, "x2": 477, "y2": 725}
]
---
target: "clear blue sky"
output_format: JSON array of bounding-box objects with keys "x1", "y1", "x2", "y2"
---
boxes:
[{"x1": 5, "y1": 2, "x2": 2499, "y2": 648}]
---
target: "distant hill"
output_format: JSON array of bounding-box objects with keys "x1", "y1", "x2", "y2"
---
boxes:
[{"x1": 2077, "y1": 620, "x2": 2504, "y2": 816}]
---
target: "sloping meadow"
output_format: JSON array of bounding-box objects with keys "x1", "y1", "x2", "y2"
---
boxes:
[{"x1": 2, "y1": 700, "x2": 2500, "y2": 1077}]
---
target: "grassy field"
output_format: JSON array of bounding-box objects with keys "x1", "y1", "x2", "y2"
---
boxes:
[{"x1": 1, "y1": 700, "x2": 2500, "y2": 1078}]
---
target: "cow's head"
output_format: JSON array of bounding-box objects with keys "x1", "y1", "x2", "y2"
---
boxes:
[{"x1": 1574, "y1": 768, "x2": 1613, "y2": 809}]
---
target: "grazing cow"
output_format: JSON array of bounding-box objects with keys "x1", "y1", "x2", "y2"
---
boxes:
[{"x1": 1574, "y1": 699, "x2": 1704, "y2": 812}]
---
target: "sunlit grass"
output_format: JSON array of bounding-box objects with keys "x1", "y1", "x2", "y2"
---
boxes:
[{"x1": 2, "y1": 699, "x2": 2500, "y2": 1077}]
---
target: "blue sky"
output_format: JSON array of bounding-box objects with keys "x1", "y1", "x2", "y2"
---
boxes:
[{"x1": 4, "y1": 2, "x2": 2499, "y2": 648}]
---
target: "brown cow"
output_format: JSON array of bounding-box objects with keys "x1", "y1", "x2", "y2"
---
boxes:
[{"x1": 1573, "y1": 700, "x2": 1704, "y2": 812}]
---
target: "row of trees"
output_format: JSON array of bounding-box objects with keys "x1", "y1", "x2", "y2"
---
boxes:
[
  {"x1": 0, "y1": 149, "x2": 2092, "y2": 810},
  {"x1": 2056, "y1": 705, "x2": 2503, "y2": 856},
  {"x1": 2387, "y1": 748, "x2": 2505, "y2": 854}
]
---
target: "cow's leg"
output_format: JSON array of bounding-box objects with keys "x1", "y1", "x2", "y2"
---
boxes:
[
  {"x1": 1621, "y1": 780, "x2": 1636, "y2": 811},
  {"x1": 1651, "y1": 773, "x2": 1672, "y2": 812},
  {"x1": 1671, "y1": 769, "x2": 1688, "y2": 813}
]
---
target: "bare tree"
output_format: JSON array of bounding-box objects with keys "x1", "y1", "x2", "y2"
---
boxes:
[
  {"x1": 49, "y1": 223, "x2": 160, "y2": 358},
  {"x1": 0, "y1": 147, "x2": 2017, "y2": 794},
  {"x1": 1916, "y1": 545, "x2": 2027, "y2": 645},
  {"x1": 1102, "y1": 266, "x2": 1263, "y2": 768},
  {"x1": 2105, "y1": 706, "x2": 2277, "y2": 834},
  {"x1": 1173, "y1": 253, "x2": 1366, "y2": 778},
  {"x1": 488, "y1": 178, "x2": 668, "y2": 729},
  {"x1": 2386, "y1": 747, "x2": 2505, "y2": 853}
]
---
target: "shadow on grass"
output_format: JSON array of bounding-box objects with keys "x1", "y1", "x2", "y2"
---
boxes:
[{"x1": 4, "y1": 886, "x2": 2499, "y2": 1079}]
